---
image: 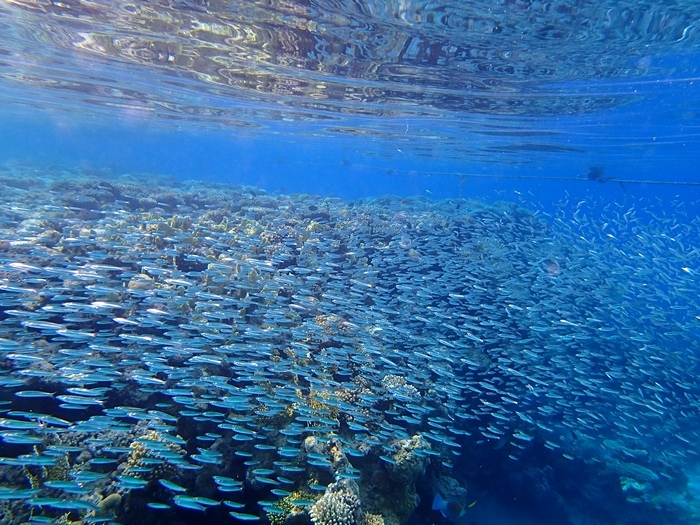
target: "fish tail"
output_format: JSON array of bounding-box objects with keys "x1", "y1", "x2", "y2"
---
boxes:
[{"x1": 432, "y1": 492, "x2": 445, "y2": 511}]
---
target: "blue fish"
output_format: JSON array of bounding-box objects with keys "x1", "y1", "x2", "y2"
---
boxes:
[{"x1": 432, "y1": 493, "x2": 465, "y2": 521}]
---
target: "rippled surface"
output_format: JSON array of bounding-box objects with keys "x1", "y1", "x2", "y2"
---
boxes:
[
  {"x1": 2, "y1": 0, "x2": 700, "y2": 122},
  {"x1": 2, "y1": 0, "x2": 700, "y2": 177}
]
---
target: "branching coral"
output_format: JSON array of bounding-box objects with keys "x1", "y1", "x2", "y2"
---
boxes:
[{"x1": 309, "y1": 479, "x2": 362, "y2": 525}]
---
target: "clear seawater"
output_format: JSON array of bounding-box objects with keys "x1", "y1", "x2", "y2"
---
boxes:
[
  {"x1": 1, "y1": 1, "x2": 700, "y2": 525},
  {"x1": 1, "y1": 0, "x2": 700, "y2": 204}
]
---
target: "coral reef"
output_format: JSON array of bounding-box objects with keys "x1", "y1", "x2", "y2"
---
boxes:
[
  {"x1": 388, "y1": 435, "x2": 430, "y2": 484},
  {"x1": 310, "y1": 479, "x2": 362, "y2": 525},
  {"x1": 1, "y1": 167, "x2": 700, "y2": 525}
]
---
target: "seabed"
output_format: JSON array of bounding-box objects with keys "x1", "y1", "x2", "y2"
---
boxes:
[{"x1": 0, "y1": 164, "x2": 699, "y2": 525}]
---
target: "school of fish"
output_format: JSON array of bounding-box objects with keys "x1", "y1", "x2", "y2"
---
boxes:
[{"x1": 1, "y1": 170, "x2": 699, "y2": 524}]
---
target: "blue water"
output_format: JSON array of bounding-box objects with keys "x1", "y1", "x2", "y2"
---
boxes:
[
  {"x1": 2, "y1": 2, "x2": 700, "y2": 525},
  {"x1": 2, "y1": 51, "x2": 700, "y2": 206}
]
